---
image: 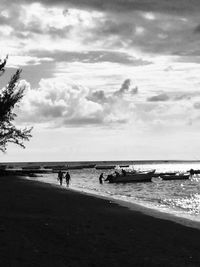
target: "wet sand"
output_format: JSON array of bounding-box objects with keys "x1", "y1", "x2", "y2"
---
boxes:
[{"x1": 0, "y1": 175, "x2": 200, "y2": 266}]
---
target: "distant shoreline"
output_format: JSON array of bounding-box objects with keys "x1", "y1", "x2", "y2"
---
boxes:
[{"x1": 1, "y1": 159, "x2": 200, "y2": 165}]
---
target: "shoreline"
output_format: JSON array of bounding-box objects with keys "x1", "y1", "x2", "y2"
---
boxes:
[
  {"x1": 27, "y1": 176, "x2": 200, "y2": 230},
  {"x1": 1, "y1": 175, "x2": 200, "y2": 266}
]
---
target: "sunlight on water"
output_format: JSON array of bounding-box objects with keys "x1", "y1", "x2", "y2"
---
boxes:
[
  {"x1": 28, "y1": 161, "x2": 200, "y2": 224},
  {"x1": 162, "y1": 193, "x2": 200, "y2": 215}
]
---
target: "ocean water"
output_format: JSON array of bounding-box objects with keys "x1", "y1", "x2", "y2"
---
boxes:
[{"x1": 21, "y1": 161, "x2": 200, "y2": 227}]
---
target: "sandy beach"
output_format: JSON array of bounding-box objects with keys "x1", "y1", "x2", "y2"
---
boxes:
[{"x1": 0, "y1": 175, "x2": 200, "y2": 267}]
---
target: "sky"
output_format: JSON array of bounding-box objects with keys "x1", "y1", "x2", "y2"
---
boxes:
[{"x1": 2, "y1": 0, "x2": 200, "y2": 162}]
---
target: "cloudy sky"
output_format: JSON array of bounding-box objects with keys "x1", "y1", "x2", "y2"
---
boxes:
[{"x1": 2, "y1": 0, "x2": 200, "y2": 162}]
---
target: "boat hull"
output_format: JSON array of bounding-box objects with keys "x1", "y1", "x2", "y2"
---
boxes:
[
  {"x1": 153, "y1": 172, "x2": 176, "y2": 178},
  {"x1": 161, "y1": 174, "x2": 190, "y2": 180},
  {"x1": 106, "y1": 171, "x2": 155, "y2": 183},
  {"x1": 96, "y1": 165, "x2": 116, "y2": 170}
]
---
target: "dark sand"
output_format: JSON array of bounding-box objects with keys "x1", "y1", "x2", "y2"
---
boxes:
[{"x1": 0, "y1": 176, "x2": 200, "y2": 267}]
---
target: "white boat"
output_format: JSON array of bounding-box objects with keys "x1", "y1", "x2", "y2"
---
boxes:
[{"x1": 105, "y1": 170, "x2": 155, "y2": 183}]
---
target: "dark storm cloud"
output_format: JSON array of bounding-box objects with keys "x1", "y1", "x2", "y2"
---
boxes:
[
  {"x1": 16, "y1": 24, "x2": 72, "y2": 38},
  {"x1": 0, "y1": 4, "x2": 72, "y2": 39},
  {"x1": 87, "y1": 12, "x2": 198, "y2": 56},
  {"x1": 3, "y1": 0, "x2": 200, "y2": 14},
  {"x1": 29, "y1": 50, "x2": 151, "y2": 65},
  {"x1": 2, "y1": 0, "x2": 200, "y2": 57},
  {"x1": 95, "y1": 20, "x2": 134, "y2": 36}
]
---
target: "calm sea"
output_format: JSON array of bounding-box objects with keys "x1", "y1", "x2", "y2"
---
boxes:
[{"x1": 15, "y1": 160, "x2": 200, "y2": 228}]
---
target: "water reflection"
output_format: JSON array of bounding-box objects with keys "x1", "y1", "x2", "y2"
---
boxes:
[{"x1": 32, "y1": 162, "x2": 200, "y2": 222}]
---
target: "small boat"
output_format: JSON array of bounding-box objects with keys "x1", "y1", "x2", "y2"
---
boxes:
[
  {"x1": 105, "y1": 170, "x2": 155, "y2": 183},
  {"x1": 95, "y1": 165, "x2": 116, "y2": 170},
  {"x1": 188, "y1": 169, "x2": 200, "y2": 175},
  {"x1": 81, "y1": 164, "x2": 96, "y2": 169},
  {"x1": 153, "y1": 172, "x2": 177, "y2": 178},
  {"x1": 160, "y1": 173, "x2": 190, "y2": 180},
  {"x1": 22, "y1": 165, "x2": 41, "y2": 170},
  {"x1": 119, "y1": 165, "x2": 129, "y2": 168}
]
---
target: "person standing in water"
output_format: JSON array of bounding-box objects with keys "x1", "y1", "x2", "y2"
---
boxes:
[
  {"x1": 99, "y1": 173, "x2": 104, "y2": 184},
  {"x1": 58, "y1": 170, "x2": 63, "y2": 186},
  {"x1": 65, "y1": 172, "x2": 71, "y2": 187}
]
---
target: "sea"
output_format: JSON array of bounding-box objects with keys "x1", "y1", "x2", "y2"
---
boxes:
[{"x1": 6, "y1": 160, "x2": 200, "y2": 229}]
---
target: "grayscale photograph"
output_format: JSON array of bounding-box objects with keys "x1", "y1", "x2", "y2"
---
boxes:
[{"x1": 0, "y1": 0, "x2": 200, "y2": 266}]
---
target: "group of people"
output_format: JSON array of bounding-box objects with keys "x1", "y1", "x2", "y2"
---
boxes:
[
  {"x1": 58, "y1": 170, "x2": 71, "y2": 187},
  {"x1": 58, "y1": 169, "x2": 126, "y2": 186}
]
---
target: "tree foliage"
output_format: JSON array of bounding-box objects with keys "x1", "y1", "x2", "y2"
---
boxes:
[{"x1": 0, "y1": 56, "x2": 32, "y2": 152}]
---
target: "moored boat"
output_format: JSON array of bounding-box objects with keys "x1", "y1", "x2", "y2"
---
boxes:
[
  {"x1": 105, "y1": 170, "x2": 155, "y2": 183},
  {"x1": 81, "y1": 164, "x2": 96, "y2": 169},
  {"x1": 160, "y1": 173, "x2": 190, "y2": 180},
  {"x1": 153, "y1": 172, "x2": 176, "y2": 178},
  {"x1": 22, "y1": 165, "x2": 41, "y2": 170},
  {"x1": 95, "y1": 165, "x2": 116, "y2": 170},
  {"x1": 188, "y1": 169, "x2": 200, "y2": 175},
  {"x1": 119, "y1": 165, "x2": 129, "y2": 168}
]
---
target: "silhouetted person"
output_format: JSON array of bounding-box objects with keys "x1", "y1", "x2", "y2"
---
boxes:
[
  {"x1": 99, "y1": 173, "x2": 104, "y2": 184},
  {"x1": 65, "y1": 172, "x2": 71, "y2": 187},
  {"x1": 115, "y1": 171, "x2": 120, "y2": 177},
  {"x1": 58, "y1": 170, "x2": 63, "y2": 185},
  {"x1": 122, "y1": 169, "x2": 126, "y2": 176},
  {"x1": 190, "y1": 169, "x2": 195, "y2": 176}
]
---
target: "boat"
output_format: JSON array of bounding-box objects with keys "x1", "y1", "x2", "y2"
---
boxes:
[
  {"x1": 188, "y1": 169, "x2": 200, "y2": 175},
  {"x1": 81, "y1": 164, "x2": 96, "y2": 169},
  {"x1": 43, "y1": 165, "x2": 66, "y2": 170},
  {"x1": 160, "y1": 173, "x2": 190, "y2": 180},
  {"x1": 105, "y1": 170, "x2": 155, "y2": 183},
  {"x1": 95, "y1": 165, "x2": 116, "y2": 170},
  {"x1": 119, "y1": 165, "x2": 129, "y2": 168},
  {"x1": 22, "y1": 165, "x2": 41, "y2": 170},
  {"x1": 153, "y1": 172, "x2": 176, "y2": 178}
]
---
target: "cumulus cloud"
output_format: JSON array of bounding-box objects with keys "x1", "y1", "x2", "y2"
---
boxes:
[
  {"x1": 15, "y1": 76, "x2": 200, "y2": 130},
  {"x1": 16, "y1": 78, "x2": 137, "y2": 127},
  {"x1": 114, "y1": 79, "x2": 138, "y2": 96},
  {"x1": 87, "y1": 90, "x2": 108, "y2": 104},
  {"x1": 88, "y1": 78, "x2": 138, "y2": 102}
]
